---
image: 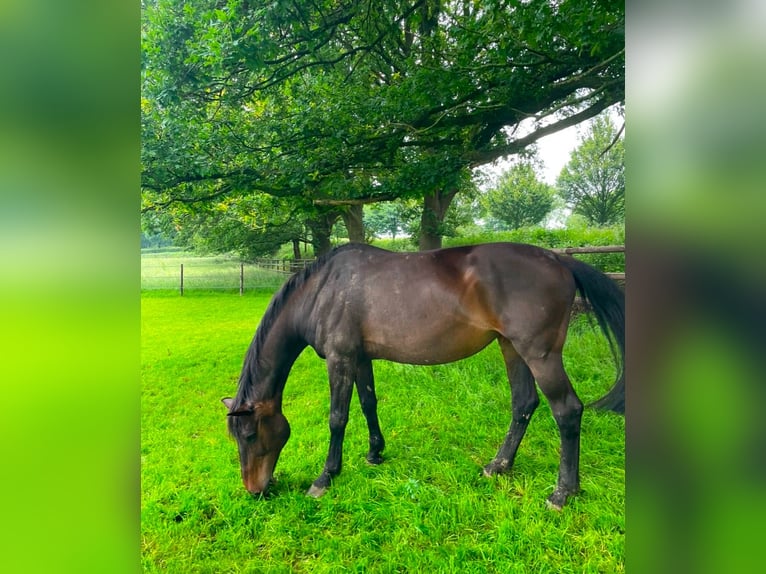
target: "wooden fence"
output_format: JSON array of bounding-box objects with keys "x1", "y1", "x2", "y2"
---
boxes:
[
  {"x1": 550, "y1": 245, "x2": 625, "y2": 282},
  {"x1": 252, "y1": 258, "x2": 315, "y2": 274}
]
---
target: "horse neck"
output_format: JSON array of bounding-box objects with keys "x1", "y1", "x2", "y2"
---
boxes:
[{"x1": 237, "y1": 308, "x2": 306, "y2": 406}]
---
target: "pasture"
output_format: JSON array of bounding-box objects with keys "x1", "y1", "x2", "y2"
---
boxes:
[
  {"x1": 141, "y1": 250, "x2": 287, "y2": 292},
  {"x1": 141, "y1": 288, "x2": 624, "y2": 573}
]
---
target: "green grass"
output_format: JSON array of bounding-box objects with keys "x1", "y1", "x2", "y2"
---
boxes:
[{"x1": 142, "y1": 291, "x2": 624, "y2": 573}]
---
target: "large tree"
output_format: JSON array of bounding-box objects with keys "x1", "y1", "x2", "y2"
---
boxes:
[
  {"x1": 557, "y1": 114, "x2": 625, "y2": 226},
  {"x1": 142, "y1": 0, "x2": 624, "y2": 252},
  {"x1": 482, "y1": 163, "x2": 556, "y2": 230}
]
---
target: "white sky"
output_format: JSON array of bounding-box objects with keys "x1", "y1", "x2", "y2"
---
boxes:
[
  {"x1": 475, "y1": 124, "x2": 580, "y2": 190},
  {"x1": 535, "y1": 126, "x2": 581, "y2": 185},
  {"x1": 476, "y1": 106, "x2": 622, "y2": 188}
]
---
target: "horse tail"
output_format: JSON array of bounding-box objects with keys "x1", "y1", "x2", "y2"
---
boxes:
[{"x1": 557, "y1": 254, "x2": 625, "y2": 414}]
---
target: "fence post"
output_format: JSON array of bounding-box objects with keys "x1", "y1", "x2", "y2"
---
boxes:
[
  {"x1": 240, "y1": 262, "x2": 244, "y2": 296},
  {"x1": 180, "y1": 263, "x2": 184, "y2": 296}
]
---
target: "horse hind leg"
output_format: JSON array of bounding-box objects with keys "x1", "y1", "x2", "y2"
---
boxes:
[
  {"x1": 524, "y1": 351, "x2": 584, "y2": 510},
  {"x1": 484, "y1": 337, "x2": 539, "y2": 477},
  {"x1": 355, "y1": 358, "x2": 385, "y2": 465}
]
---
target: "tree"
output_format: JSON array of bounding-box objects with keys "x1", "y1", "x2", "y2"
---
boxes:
[
  {"x1": 365, "y1": 201, "x2": 419, "y2": 241},
  {"x1": 557, "y1": 115, "x2": 625, "y2": 226},
  {"x1": 142, "y1": 0, "x2": 624, "y2": 251},
  {"x1": 153, "y1": 193, "x2": 309, "y2": 259},
  {"x1": 482, "y1": 163, "x2": 555, "y2": 230}
]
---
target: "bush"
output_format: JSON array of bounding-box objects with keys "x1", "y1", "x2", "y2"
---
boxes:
[
  {"x1": 443, "y1": 226, "x2": 625, "y2": 273},
  {"x1": 369, "y1": 237, "x2": 418, "y2": 252}
]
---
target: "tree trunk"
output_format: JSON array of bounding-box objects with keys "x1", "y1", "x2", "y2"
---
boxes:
[
  {"x1": 341, "y1": 204, "x2": 365, "y2": 244},
  {"x1": 291, "y1": 238, "x2": 301, "y2": 260},
  {"x1": 418, "y1": 187, "x2": 458, "y2": 251},
  {"x1": 308, "y1": 212, "x2": 339, "y2": 257}
]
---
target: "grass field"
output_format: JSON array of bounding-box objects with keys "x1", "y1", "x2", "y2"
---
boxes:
[
  {"x1": 141, "y1": 251, "x2": 287, "y2": 291},
  {"x1": 141, "y1": 290, "x2": 624, "y2": 573}
]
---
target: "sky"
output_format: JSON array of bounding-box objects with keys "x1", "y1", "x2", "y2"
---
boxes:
[
  {"x1": 477, "y1": 105, "x2": 623, "y2": 189},
  {"x1": 535, "y1": 125, "x2": 581, "y2": 185},
  {"x1": 475, "y1": 123, "x2": 580, "y2": 191}
]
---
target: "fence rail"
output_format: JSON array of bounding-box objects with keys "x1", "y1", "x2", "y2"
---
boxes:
[
  {"x1": 252, "y1": 258, "x2": 315, "y2": 274},
  {"x1": 141, "y1": 245, "x2": 624, "y2": 294},
  {"x1": 549, "y1": 245, "x2": 625, "y2": 282}
]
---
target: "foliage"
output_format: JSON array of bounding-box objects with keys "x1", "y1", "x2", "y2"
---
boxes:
[
  {"x1": 142, "y1": 291, "x2": 624, "y2": 572},
  {"x1": 482, "y1": 163, "x2": 556, "y2": 230},
  {"x1": 141, "y1": 0, "x2": 625, "y2": 250},
  {"x1": 364, "y1": 200, "x2": 420, "y2": 241},
  {"x1": 445, "y1": 226, "x2": 623, "y2": 249},
  {"x1": 365, "y1": 188, "x2": 479, "y2": 248},
  {"x1": 370, "y1": 225, "x2": 624, "y2": 272},
  {"x1": 443, "y1": 225, "x2": 625, "y2": 272},
  {"x1": 141, "y1": 230, "x2": 175, "y2": 250},
  {"x1": 144, "y1": 193, "x2": 312, "y2": 258},
  {"x1": 557, "y1": 115, "x2": 625, "y2": 226},
  {"x1": 141, "y1": 209, "x2": 178, "y2": 248}
]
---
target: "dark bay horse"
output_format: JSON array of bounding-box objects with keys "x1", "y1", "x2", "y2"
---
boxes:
[{"x1": 222, "y1": 242, "x2": 624, "y2": 509}]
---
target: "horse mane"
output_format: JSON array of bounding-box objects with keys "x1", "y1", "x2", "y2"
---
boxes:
[{"x1": 231, "y1": 244, "x2": 359, "y2": 407}]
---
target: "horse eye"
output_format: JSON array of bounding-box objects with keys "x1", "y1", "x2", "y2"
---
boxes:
[{"x1": 245, "y1": 433, "x2": 258, "y2": 443}]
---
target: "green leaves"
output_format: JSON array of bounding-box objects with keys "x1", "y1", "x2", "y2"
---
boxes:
[
  {"x1": 557, "y1": 114, "x2": 625, "y2": 226},
  {"x1": 142, "y1": 0, "x2": 624, "y2": 250},
  {"x1": 483, "y1": 163, "x2": 556, "y2": 230}
]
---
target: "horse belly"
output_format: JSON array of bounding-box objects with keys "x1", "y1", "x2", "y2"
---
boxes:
[
  {"x1": 362, "y1": 313, "x2": 496, "y2": 365},
  {"x1": 357, "y1": 257, "x2": 500, "y2": 364}
]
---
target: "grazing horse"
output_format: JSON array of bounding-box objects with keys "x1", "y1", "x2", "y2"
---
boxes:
[{"x1": 222, "y1": 242, "x2": 624, "y2": 509}]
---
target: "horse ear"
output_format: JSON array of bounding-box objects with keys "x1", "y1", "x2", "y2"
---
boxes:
[{"x1": 222, "y1": 397, "x2": 255, "y2": 416}]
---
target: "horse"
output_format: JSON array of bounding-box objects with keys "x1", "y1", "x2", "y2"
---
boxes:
[{"x1": 221, "y1": 242, "x2": 624, "y2": 509}]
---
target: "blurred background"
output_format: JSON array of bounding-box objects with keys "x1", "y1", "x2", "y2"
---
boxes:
[{"x1": 628, "y1": 2, "x2": 766, "y2": 572}]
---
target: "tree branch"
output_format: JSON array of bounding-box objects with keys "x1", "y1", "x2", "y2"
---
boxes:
[
  {"x1": 466, "y1": 99, "x2": 613, "y2": 167},
  {"x1": 141, "y1": 184, "x2": 234, "y2": 213},
  {"x1": 599, "y1": 120, "x2": 625, "y2": 158},
  {"x1": 312, "y1": 193, "x2": 399, "y2": 206}
]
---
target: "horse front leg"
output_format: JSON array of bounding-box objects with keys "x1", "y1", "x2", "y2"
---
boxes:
[
  {"x1": 307, "y1": 355, "x2": 355, "y2": 498},
  {"x1": 355, "y1": 358, "x2": 385, "y2": 465}
]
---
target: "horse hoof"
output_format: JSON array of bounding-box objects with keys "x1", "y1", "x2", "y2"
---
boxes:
[
  {"x1": 482, "y1": 459, "x2": 509, "y2": 477},
  {"x1": 545, "y1": 498, "x2": 564, "y2": 511},
  {"x1": 366, "y1": 454, "x2": 384, "y2": 465},
  {"x1": 307, "y1": 484, "x2": 327, "y2": 498},
  {"x1": 546, "y1": 487, "x2": 575, "y2": 510}
]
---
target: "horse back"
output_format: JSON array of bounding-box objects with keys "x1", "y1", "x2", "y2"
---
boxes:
[{"x1": 293, "y1": 243, "x2": 576, "y2": 364}]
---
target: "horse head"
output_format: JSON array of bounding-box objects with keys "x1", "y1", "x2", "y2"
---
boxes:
[{"x1": 221, "y1": 397, "x2": 291, "y2": 495}]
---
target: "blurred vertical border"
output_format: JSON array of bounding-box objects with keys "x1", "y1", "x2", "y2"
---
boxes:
[
  {"x1": 629, "y1": 1, "x2": 766, "y2": 572},
  {"x1": 0, "y1": 1, "x2": 139, "y2": 572}
]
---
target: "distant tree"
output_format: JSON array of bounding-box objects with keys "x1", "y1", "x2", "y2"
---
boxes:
[
  {"x1": 557, "y1": 115, "x2": 625, "y2": 226},
  {"x1": 141, "y1": 211, "x2": 177, "y2": 248},
  {"x1": 482, "y1": 163, "x2": 556, "y2": 230},
  {"x1": 365, "y1": 201, "x2": 419, "y2": 241}
]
